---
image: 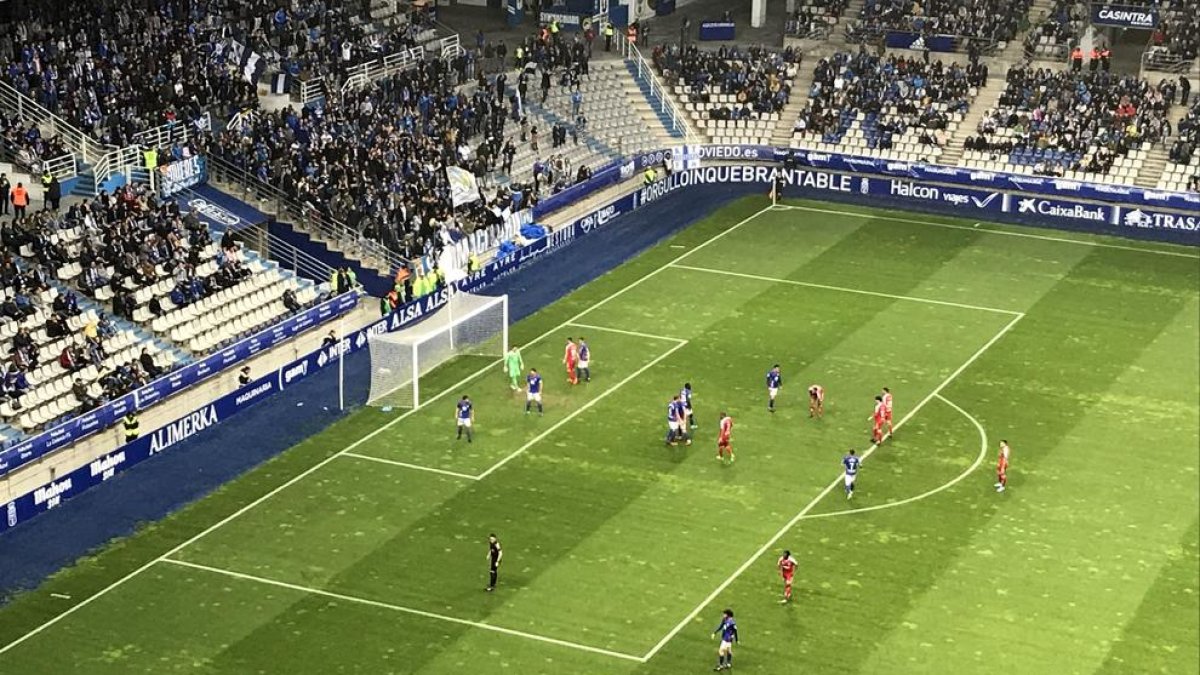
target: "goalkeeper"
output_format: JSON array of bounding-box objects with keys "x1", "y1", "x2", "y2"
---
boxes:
[{"x1": 504, "y1": 345, "x2": 525, "y2": 390}]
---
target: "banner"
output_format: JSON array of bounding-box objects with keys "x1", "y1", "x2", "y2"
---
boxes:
[
  {"x1": 1091, "y1": 4, "x2": 1157, "y2": 29},
  {"x1": 699, "y1": 21, "x2": 736, "y2": 41},
  {"x1": 885, "y1": 32, "x2": 957, "y2": 52},
  {"x1": 158, "y1": 156, "x2": 207, "y2": 198},
  {"x1": 182, "y1": 183, "x2": 270, "y2": 231},
  {"x1": 446, "y1": 166, "x2": 481, "y2": 207}
]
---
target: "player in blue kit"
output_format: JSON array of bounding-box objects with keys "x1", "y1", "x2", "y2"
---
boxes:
[
  {"x1": 525, "y1": 369, "x2": 543, "y2": 416},
  {"x1": 666, "y1": 395, "x2": 691, "y2": 446},
  {"x1": 766, "y1": 364, "x2": 782, "y2": 412},
  {"x1": 711, "y1": 608, "x2": 739, "y2": 671},
  {"x1": 843, "y1": 448, "x2": 860, "y2": 499},
  {"x1": 456, "y1": 395, "x2": 474, "y2": 443},
  {"x1": 577, "y1": 337, "x2": 591, "y2": 382},
  {"x1": 681, "y1": 383, "x2": 696, "y2": 428}
]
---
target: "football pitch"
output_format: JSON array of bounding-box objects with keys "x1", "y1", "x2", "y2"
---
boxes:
[{"x1": 0, "y1": 197, "x2": 1196, "y2": 674}]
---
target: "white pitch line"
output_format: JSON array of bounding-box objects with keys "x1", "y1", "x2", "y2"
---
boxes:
[
  {"x1": 0, "y1": 203, "x2": 777, "y2": 658},
  {"x1": 669, "y1": 263, "x2": 1022, "y2": 316},
  {"x1": 159, "y1": 558, "x2": 645, "y2": 663},
  {"x1": 475, "y1": 339, "x2": 689, "y2": 480},
  {"x1": 773, "y1": 203, "x2": 1199, "y2": 259},
  {"x1": 567, "y1": 322, "x2": 687, "y2": 344},
  {"x1": 641, "y1": 312, "x2": 1024, "y2": 662},
  {"x1": 340, "y1": 452, "x2": 480, "y2": 480},
  {"x1": 800, "y1": 394, "x2": 989, "y2": 522}
]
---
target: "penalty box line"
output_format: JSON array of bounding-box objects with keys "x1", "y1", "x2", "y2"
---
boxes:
[
  {"x1": 0, "y1": 203, "x2": 776, "y2": 660},
  {"x1": 158, "y1": 558, "x2": 647, "y2": 663},
  {"x1": 641, "y1": 311, "x2": 1025, "y2": 662}
]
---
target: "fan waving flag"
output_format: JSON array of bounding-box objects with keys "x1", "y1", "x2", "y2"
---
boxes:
[{"x1": 446, "y1": 166, "x2": 481, "y2": 207}]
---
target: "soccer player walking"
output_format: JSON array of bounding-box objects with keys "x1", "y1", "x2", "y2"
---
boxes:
[
  {"x1": 504, "y1": 345, "x2": 524, "y2": 390},
  {"x1": 711, "y1": 608, "x2": 739, "y2": 671},
  {"x1": 808, "y1": 384, "x2": 824, "y2": 418},
  {"x1": 717, "y1": 411, "x2": 734, "y2": 464},
  {"x1": 777, "y1": 550, "x2": 798, "y2": 603},
  {"x1": 525, "y1": 369, "x2": 543, "y2": 416},
  {"x1": 843, "y1": 448, "x2": 861, "y2": 499},
  {"x1": 456, "y1": 395, "x2": 474, "y2": 443},
  {"x1": 995, "y1": 440, "x2": 1011, "y2": 492},
  {"x1": 766, "y1": 364, "x2": 782, "y2": 413},
  {"x1": 881, "y1": 387, "x2": 894, "y2": 436},
  {"x1": 485, "y1": 534, "x2": 503, "y2": 591},
  {"x1": 577, "y1": 336, "x2": 591, "y2": 382},
  {"x1": 563, "y1": 337, "x2": 579, "y2": 385},
  {"x1": 869, "y1": 395, "x2": 885, "y2": 444}
]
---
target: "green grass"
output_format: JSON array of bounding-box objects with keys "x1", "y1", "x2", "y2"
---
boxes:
[{"x1": 0, "y1": 197, "x2": 1196, "y2": 674}]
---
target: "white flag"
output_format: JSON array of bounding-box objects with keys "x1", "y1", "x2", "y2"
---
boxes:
[{"x1": 446, "y1": 166, "x2": 480, "y2": 207}]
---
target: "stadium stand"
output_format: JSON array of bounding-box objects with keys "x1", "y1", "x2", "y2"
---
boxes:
[
  {"x1": 959, "y1": 67, "x2": 1173, "y2": 181},
  {"x1": 0, "y1": 2, "x2": 256, "y2": 147},
  {"x1": 790, "y1": 51, "x2": 986, "y2": 162},
  {"x1": 0, "y1": 113, "x2": 71, "y2": 173},
  {"x1": 850, "y1": 0, "x2": 1033, "y2": 44},
  {"x1": 1160, "y1": 100, "x2": 1200, "y2": 192},
  {"x1": 1024, "y1": 0, "x2": 1086, "y2": 61},
  {"x1": 654, "y1": 45, "x2": 799, "y2": 145},
  {"x1": 787, "y1": 0, "x2": 852, "y2": 38},
  {"x1": 1145, "y1": 0, "x2": 1200, "y2": 69}
]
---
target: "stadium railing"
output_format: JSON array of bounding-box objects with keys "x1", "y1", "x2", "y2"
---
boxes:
[
  {"x1": 341, "y1": 47, "x2": 427, "y2": 94},
  {"x1": 620, "y1": 40, "x2": 701, "y2": 143},
  {"x1": 40, "y1": 152, "x2": 78, "y2": 181},
  {"x1": 1141, "y1": 49, "x2": 1195, "y2": 75},
  {"x1": 205, "y1": 154, "x2": 411, "y2": 276},
  {"x1": 0, "y1": 79, "x2": 108, "y2": 165},
  {"x1": 131, "y1": 113, "x2": 212, "y2": 152},
  {"x1": 291, "y1": 76, "x2": 329, "y2": 106}
]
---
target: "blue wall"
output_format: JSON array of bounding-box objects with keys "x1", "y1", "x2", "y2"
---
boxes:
[{"x1": 0, "y1": 182, "x2": 746, "y2": 597}]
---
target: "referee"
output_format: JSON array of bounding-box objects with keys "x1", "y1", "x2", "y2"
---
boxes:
[{"x1": 485, "y1": 534, "x2": 503, "y2": 591}]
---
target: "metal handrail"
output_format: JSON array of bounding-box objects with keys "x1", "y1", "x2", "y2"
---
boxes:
[
  {"x1": 622, "y1": 40, "x2": 701, "y2": 142},
  {"x1": 262, "y1": 229, "x2": 338, "y2": 283},
  {"x1": 204, "y1": 153, "x2": 411, "y2": 273},
  {"x1": 0, "y1": 79, "x2": 111, "y2": 164},
  {"x1": 131, "y1": 113, "x2": 211, "y2": 151},
  {"x1": 341, "y1": 47, "x2": 426, "y2": 93},
  {"x1": 292, "y1": 76, "x2": 328, "y2": 106},
  {"x1": 1140, "y1": 48, "x2": 1196, "y2": 75},
  {"x1": 41, "y1": 152, "x2": 78, "y2": 180}
]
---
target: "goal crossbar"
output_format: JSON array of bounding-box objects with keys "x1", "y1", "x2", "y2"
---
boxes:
[{"x1": 367, "y1": 292, "x2": 509, "y2": 409}]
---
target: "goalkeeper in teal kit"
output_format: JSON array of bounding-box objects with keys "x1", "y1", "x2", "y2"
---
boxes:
[{"x1": 504, "y1": 346, "x2": 525, "y2": 390}]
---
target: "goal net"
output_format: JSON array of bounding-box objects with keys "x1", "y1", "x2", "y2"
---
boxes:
[{"x1": 367, "y1": 292, "x2": 509, "y2": 409}]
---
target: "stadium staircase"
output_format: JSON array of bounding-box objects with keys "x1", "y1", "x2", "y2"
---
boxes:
[
  {"x1": 937, "y1": 76, "x2": 1008, "y2": 167},
  {"x1": 1133, "y1": 105, "x2": 1193, "y2": 188},
  {"x1": 770, "y1": 66, "x2": 818, "y2": 147},
  {"x1": 622, "y1": 61, "x2": 688, "y2": 140}
]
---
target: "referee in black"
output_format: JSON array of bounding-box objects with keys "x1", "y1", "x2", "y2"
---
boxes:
[{"x1": 486, "y1": 534, "x2": 503, "y2": 591}]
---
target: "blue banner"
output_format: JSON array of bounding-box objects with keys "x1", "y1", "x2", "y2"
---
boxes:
[
  {"x1": 885, "y1": 32, "x2": 957, "y2": 52},
  {"x1": 672, "y1": 144, "x2": 1199, "y2": 212},
  {"x1": 1091, "y1": 4, "x2": 1158, "y2": 28},
  {"x1": 181, "y1": 184, "x2": 270, "y2": 231},
  {"x1": 699, "y1": 21, "x2": 736, "y2": 41},
  {"x1": 158, "y1": 156, "x2": 208, "y2": 198}
]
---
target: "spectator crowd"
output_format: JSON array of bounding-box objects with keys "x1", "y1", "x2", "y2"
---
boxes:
[
  {"x1": 795, "y1": 50, "x2": 986, "y2": 150},
  {"x1": 653, "y1": 44, "x2": 798, "y2": 118},
  {"x1": 967, "y1": 68, "x2": 1179, "y2": 177},
  {"x1": 853, "y1": 0, "x2": 1032, "y2": 43}
]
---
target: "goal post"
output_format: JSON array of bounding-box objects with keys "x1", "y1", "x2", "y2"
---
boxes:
[{"x1": 367, "y1": 292, "x2": 509, "y2": 409}]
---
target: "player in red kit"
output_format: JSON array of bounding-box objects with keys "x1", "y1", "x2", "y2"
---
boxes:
[
  {"x1": 880, "y1": 387, "x2": 894, "y2": 435},
  {"x1": 995, "y1": 440, "x2": 1011, "y2": 492},
  {"x1": 777, "y1": 550, "x2": 798, "y2": 603},
  {"x1": 869, "y1": 395, "x2": 885, "y2": 444},
  {"x1": 717, "y1": 412, "x2": 734, "y2": 464},
  {"x1": 562, "y1": 337, "x2": 578, "y2": 385},
  {"x1": 808, "y1": 384, "x2": 825, "y2": 418}
]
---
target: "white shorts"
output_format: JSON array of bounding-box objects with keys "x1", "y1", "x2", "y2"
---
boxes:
[
  {"x1": 668, "y1": 421, "x2": 681, "y2": 432},
  {"x1": 718, "y1": 640, "x2": 733, "y2": 656},
  {"x1": 844, "y1": 473, "x2": 855, "y2": 487},
  {"x1": 768, "y1": 387, "x2": 779, "y2": 398},
  {"x1": 527, "y1": 391, "x2": 542, "y2": 402},
  {"x1": 457, "y1": 418, "x2": 473, "y2": 427},
  {"x1": 578, "y1": 359, "x2": 589, "y2": 369}
]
